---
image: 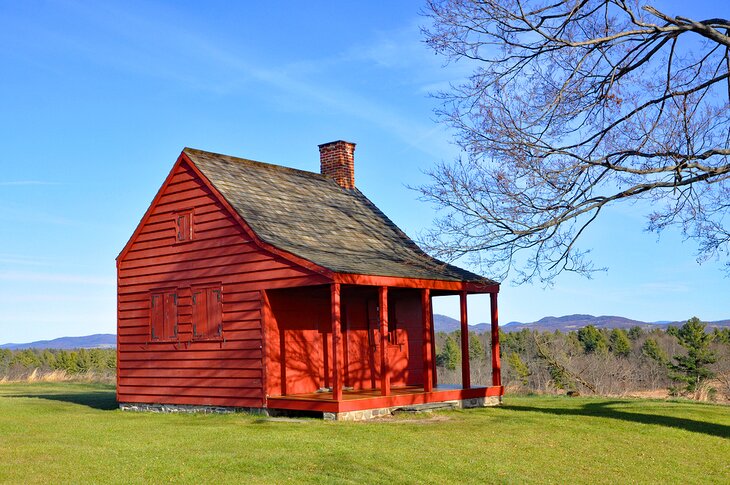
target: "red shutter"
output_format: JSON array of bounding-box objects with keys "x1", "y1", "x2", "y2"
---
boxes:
[
  {"x1": 206, "y1": 287, "x2": 222, "y2": 338},
  {"x1": 175, "y1": 211, "x2": 192, "y2": 242},
  {"x1": 176, "y1": 214, "x2": 183, "y2": 241},
  {"x1": 150, "y1": 294, "x2": 163, "y2": 340},
  {"x1": 163, "y1": 292, "x2": 178, "y2": 339},
  {"x1": 191, "y1": 286, "x2": 222, "y2": 340},
  {"x1": 192, "y1": 289, "x2": 207, "y2": 338}
]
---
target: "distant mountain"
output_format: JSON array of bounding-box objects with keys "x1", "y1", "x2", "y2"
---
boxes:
[
  {"x1": 434, "y1": 314, "x2": 730, "y2": 334},
  {"x1": 3, "y1": 314, "x2": 729, "y2": 348},
  {"x1": 433, "y1": 314, "x2": 460, "y2": 333},
  {"x1": 0, "y1": 334, "x2": 116, "y2": 350},
  {"x1": 513, "y1": 314, "x2": 647, "y2": 332}
]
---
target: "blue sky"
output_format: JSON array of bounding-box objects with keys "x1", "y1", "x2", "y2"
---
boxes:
[{"x1": 0, "y1": 1, "x2": 727, "y2": 343}]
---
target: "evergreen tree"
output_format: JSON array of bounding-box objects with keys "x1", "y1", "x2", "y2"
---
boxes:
[
  {"x1": 436, "y1": 336, "x2": 460, "y2": 370},
  {"x1": 627, "y1": 326, "x2": 644, "y2": 341},
  {"x1": 609, "y1": 329, "x2": 631, "y2": 357},
  {"x1": 40, "y1": 350, "x2": 56, "y2": 369},
  {"x1": 548, "y1": 364, "x2": 574, "y2": 391},
  {"x1": 502, "y1": 329, "x2": 530, "y2": 353},
  {"x1": 75, "y1": 349, "x2": 92, "y2": 373},
  {"x1": 668, "y1": 317, "x2": 717, "y2": 398},
  {"x1": 641, "y1": 338, "x2": 668, "y2": 365},
  {"x1": 468, "y1": 333, "x2": 485, "y2": 361},
  {"x1": 712, "y1": 328, "x2": 730, "y2": 345},
  {"x1": 0, "y1": 349, "x2": 11, "y2": 374},
  {"x1": 11, "y1": 349, "x2": 40, "y2": 368},
  {"x1": 577, "y1": 325, "x2": 608, "y2": 354},
  {"x1": 507, "y1": 352, "x2": 530, "y2": 386}
]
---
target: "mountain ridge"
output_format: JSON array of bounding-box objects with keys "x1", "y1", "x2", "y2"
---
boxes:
[
  {"x1": 433, "y1": 313, "x2": 730, "y2": 334},
  {"x1": 2, "y1": 314, "x2": 729, "y2": 348},
  {"x1": 0, "y1": 334, "x2": 116, "y2": 350}
]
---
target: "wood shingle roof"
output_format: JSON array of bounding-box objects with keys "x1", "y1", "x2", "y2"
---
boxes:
[{"x1": 184, "y1": 148, "x2": 494, "y2": 284}]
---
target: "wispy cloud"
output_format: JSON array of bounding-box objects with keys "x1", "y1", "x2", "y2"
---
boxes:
[
  {"x1": 0, "y1": 180, "x2": 58, "y2": 186},
  {"x1": 0, "y1": 254, "x2": 47, "y2": 266},
  {"x1": 0, "y1": 293, "x2": 109, "y2": 304},
  {"x1": 343, "y1": 19, "x2": 473, "y2": 89},
  {"x1": 25, "y1": 3, "x2": 460, "y2": 159},
  {"x1": 0, "y1": 203, "x2": 85, "y2": 227},
  {"x1": 0, "y1": 311, "x2": 114, "y2": 326},
  {"x1": 0, "y1": 270, "x2": 114, "y2": 286}
]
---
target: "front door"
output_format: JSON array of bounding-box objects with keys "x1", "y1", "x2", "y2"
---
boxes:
[{"x1": 366, "y1": 298, "x2": 409, "y2": 388}]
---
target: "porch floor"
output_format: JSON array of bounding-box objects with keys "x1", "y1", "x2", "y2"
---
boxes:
[{"x1": 266, "y1": 384, "x2": 504, "y2": 414}]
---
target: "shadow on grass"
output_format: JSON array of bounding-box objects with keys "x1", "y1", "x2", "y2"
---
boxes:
[
  {"x1": 7, "y1": 390, "x2": 118, "y2": 411},
  {"x1": 503, "y1": 400, "x2": 730, "y2": 439}
]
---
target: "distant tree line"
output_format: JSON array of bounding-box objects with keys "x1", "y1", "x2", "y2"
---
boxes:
[
  {"x1": 436, "y1": 318, "x2": 730, "y2": 402},
  {"x1": 0, "y1": 348, "x2": 116, "y2": 382}
]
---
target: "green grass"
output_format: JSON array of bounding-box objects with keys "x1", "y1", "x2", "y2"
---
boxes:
[{"x1": 0, "y1": 383, "x2": 728, "y2": 484}]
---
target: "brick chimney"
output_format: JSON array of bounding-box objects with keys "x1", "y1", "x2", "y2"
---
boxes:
[{"x1": 319, "y1": 140, "x2": 356, "y2": 190}]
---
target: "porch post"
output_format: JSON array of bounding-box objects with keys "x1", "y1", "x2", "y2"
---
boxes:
[
  {"x1": 331, "y1": 283, "x2": 343, "y2": 401},
  {"x1": 379, "y1": 286, "x2": 391, "y2": 396},
  {"x1": 421, "y1": 288, "x2": 433, "y2": 392},
  {"x1": 459, "y1": 290, "x2": 471, "y2": 389},
  {"x1": 490, "y1": 291, "x2": 502, "y2": 387},
  {"x1": 430, "y1": 296, "x2": 437, "y2": 388}
]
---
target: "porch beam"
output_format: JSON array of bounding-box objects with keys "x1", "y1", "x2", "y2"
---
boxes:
[
  {"x1": 430, "y1": 296, "x2": 437, "y2": 388},
  {"x1": 490, "y1": 292, "x2": 502, "y2": 387},
  {"x1": 459, "y1": 290, "x2": 471, "y2": 389},
  {"x1": 421, "y1": 288, "x2": 434, "y2": 392},
  {"x1": 331, "y1": 283, "x2": 343, "y2": 401},
  {"x1": 379, "y1": 286, "x2": 391, "y2": 396},
  {"x1": 333, "y1": 273, "x2": 499, "y2": 293}
]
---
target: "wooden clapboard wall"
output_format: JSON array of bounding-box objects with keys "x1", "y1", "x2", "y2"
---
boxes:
[{"x1": 116, "y1": 158, "x2": 327, "y2": 407}]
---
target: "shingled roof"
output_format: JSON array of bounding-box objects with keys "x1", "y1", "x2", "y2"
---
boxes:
[{"x1": 184, "y1": 148, "x2": 494, "y2": 284}]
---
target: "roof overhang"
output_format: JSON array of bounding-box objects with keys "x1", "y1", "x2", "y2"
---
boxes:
[{"x1": 334, "y1": 273, "x2": 499, "y2": 293}]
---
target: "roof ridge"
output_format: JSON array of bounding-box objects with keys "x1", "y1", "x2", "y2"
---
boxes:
[{"x1": 183, "y1": 147, "x2": 335, "y2": 183}]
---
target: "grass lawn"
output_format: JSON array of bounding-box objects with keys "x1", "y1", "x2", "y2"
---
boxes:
[{"x1": 0, "y1": 382, "x2": 728, "y2": 484}]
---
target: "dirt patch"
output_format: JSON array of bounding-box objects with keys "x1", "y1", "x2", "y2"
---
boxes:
[
  {"x1": 373, "y1": 413, "x2": 452, "y2": 424},
  {"x1": 623, "y1": 390, "x2": 670, "y2": 400}
]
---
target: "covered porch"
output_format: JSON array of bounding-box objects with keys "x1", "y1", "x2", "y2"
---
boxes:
[{"x1": 262, "y1": 278, "x2": 503, "y2": 416}]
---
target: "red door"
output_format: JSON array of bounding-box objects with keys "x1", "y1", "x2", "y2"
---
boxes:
[{"x1": 367, "y1": 299, "x2": 409, "y2": 388}]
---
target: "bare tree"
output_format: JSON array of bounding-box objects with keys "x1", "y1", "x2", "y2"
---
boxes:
[
  {"x1": 712, "y1": 344, "x2": 730, "y2": 400},
  {"x1": 420, "y1": 0, "x2": 730, "y2": 283}
]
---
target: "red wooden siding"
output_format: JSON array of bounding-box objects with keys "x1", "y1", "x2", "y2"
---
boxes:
[{"x1": 117, "y1": 160, "x2": 328, "y2": 408}]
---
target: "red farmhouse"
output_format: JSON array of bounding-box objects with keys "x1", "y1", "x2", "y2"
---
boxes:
[{"x1": 116, "y1": 141, "x2": 503, "y2": 419}]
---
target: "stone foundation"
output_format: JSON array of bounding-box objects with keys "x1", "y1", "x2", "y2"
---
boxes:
[
  {"x1": 119, "y1": 402, "x2": 270, "y2": 415},
  {"x1": 119, "y1": 395, "x2": 501, "y2": 421},
  {"x1": 323, "y1": 395, "x2": 502, "y2": 421},
  {"x1": 461, "y1": 396, "x2": 502, "y2": 409}
]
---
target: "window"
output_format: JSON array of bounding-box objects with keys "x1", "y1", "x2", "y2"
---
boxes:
[
  {"x1": 150, "y1": 291, "x2": 178, "y2": 341},
  {"x1": 192, "y1": 286, "x2": 223, "y2": 340},
  {"x1": 175, "y1": 210, "x2": 193, "y2": 242}
]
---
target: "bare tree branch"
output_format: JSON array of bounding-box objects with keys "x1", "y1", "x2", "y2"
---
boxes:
[{"x1": 419, "y1": 0, "x2": 730, "y2": 283}]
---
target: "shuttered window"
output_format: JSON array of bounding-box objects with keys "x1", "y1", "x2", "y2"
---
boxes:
[
  {"x1": 150, "y1": 291, "x2": 178, "y2": 341},
  {"x1": 175, "y1": 210, "x2": 193, "y2": 242},
  {"x1": 192, "y1": 286, "x2": 223, "y2": 340}
]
